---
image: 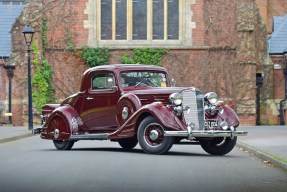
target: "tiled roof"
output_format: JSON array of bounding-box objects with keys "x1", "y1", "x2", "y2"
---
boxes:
[
  {"x1": 269, "y1": 14, "x2": 287, "y2": 54},
  {"x1": 0, "y1": 1, "x2": 26, "y2": 57}
]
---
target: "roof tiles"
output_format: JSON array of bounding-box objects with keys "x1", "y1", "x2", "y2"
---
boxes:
[
  {"x1": 0, "y1": 2, "x2": 25, "y2": 57},
  {"x1": 269, "y1": 14, "x2": 287, "y2": 54}
]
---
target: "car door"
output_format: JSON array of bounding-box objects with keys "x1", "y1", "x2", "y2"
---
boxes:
[{"x1": 80, "y1": 71, "x2": 120, "y2": 132}]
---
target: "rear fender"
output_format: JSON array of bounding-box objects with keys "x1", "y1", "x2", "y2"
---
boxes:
[
  {"x1": 41, "y1": 105, "x2": 84, "y2": 140},
  {"x1": 109, "y1": 102, "x2": 186, "y2": 139}
]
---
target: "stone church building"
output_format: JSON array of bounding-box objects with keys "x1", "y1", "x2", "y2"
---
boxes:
[{"x1": 0, "y1": 0, "x2": 287, "y2": 126}]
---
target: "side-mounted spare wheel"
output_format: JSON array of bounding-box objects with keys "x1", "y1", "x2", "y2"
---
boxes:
[
  {"x1": 53, "y1": 140, "x2": 74, "y2": 150},
  {"x1": 200, "y1": 137, "x2": 237, "y2": 156},
  {"x1": 137, "y1": 116, "x2": 174, "y2": 155}
]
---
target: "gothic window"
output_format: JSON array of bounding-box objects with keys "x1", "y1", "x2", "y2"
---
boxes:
[
  {"x1": 101, "y1": 0, "x2": 112, "y2": 40},
  {"x1": 116, "y1": 0, "x2": 127, "y2": 39},
  {"x1": 99, "y1": 0, "x2": 180, "y2": 40}
]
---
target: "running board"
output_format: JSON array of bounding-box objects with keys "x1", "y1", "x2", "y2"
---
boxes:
[{"x1": 70, "y1": 133, "x2": 109, "y2": 141}]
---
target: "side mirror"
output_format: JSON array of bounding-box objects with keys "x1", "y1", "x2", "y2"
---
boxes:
[{"x1": 171, "y1": 78, "x2": 176, "y2": 87}]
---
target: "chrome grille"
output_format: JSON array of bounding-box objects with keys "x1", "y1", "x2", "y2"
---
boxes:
[{"x1": 182, "y1": 90, "x2": 205, "y2": 130}]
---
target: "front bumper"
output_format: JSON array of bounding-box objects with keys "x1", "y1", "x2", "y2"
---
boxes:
[{"x1": 164, "y1": 127, "x2": 247, "y2": 140}]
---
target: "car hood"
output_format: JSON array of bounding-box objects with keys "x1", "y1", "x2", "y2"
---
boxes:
[{"x1": 123, "y1": 87, "x2": 197, "y2": 105}]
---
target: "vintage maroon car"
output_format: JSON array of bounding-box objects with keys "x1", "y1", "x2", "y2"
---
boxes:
[{"x1": 37, "y1": 64, "x2": 247, "y2": 155}]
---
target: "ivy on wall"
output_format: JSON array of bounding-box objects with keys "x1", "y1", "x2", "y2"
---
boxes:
[
  {"x1": 31, "y1": 19, "x2": 56, "y2": 111},
  {"x1": 80, "y1": 46, "x2": 110, "y2": 68},
  {"x1": 42, "y1": 18, "x2": 48, "y2": 50},
  {"x1": 66, "y1": 27, "x2": 74, "y2": 50},
  {"x1": 120, "y1": 48, "x2": 168, "y2": 66}
]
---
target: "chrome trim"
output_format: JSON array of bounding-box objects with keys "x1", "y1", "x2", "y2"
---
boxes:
[
  {"x1": 42, "y1": 110, "x2": 51, "y2": 112},
  {"x1": 54, "y1": 129, "x2": 59, "y2": 139},
  {"x1": 164, "y1": 130, "x2": 248, "y2": 138},
  {"x1": 70, "y1": 133, "x2": 109, "y2": 140},
  {"x1": 181, "y1": 90, "x2": 205, "y2": 130},
  {"x1": 122, "y1": 107, "x2": 129, "y2": 120}
]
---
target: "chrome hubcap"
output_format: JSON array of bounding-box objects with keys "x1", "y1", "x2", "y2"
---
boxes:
[
  {"x1": 149, "y1": 130, "x2": 159, "y2": 141},
  {"x1": 54, "y1": 129, "x2": 59, "y2": 139}
]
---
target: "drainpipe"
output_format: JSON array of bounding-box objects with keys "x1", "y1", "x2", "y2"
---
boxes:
[{"x1": 256, "y1": 73, "x2": 264, "y2": 125}]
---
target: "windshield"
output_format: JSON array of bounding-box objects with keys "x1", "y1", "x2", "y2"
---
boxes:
[{"x1": 120, "y1": 71, "x2": 169, "y2": 87}]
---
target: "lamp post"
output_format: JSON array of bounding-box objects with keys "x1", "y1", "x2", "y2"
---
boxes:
[
  {"x1": 22, "y1": 25, "x2": 34, "y2": 130},
  {"x1": 3, "y1": 64, "x2": 15, "y2": 124}
]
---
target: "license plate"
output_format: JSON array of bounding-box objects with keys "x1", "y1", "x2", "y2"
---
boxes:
[{"x1": 204, "y1": 120, "x2": 218, "y2": 128}]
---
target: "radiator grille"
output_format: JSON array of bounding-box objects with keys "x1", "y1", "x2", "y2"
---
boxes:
[{"x1": 182, "y1": 90, "x2": 205, "y2": 130}]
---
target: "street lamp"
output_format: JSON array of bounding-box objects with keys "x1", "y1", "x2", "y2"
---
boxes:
[
  {"x1": 3, "y1": 63, "x2": 15, "y2": 124},
  {"x1": 22, "y1": 25, "x2": 35, "y2": 130}
]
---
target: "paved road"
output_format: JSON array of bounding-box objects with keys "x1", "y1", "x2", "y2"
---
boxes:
[{"x1": 0, "y1": 136, "x2": 286, "y2": 192}]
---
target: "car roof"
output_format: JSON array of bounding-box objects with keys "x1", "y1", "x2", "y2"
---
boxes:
[
  {"x1": 84, "y1": 64, "x2": 168, "y2": 75},
  {"x1": 80, "y1": 64, "x2": 169, "y2": 92}
]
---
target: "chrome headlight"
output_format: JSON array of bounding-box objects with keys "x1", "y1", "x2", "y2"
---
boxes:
[
  {"x1": 220, "y1": 121, "x2": 228, "y2": 130},
  {"x1": 205, "y1": 92, "x2": 218, "y2": 105},
  {"x1": 169, "y1": 93, "x2": 182, "y2": 106}
]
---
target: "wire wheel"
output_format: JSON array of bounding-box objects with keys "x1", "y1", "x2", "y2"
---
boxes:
[{"x1": 138, "y1": 116, "x2": 173, "y2": 155}]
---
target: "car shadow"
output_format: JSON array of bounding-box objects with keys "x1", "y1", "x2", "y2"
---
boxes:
[{"x1": 42, "y1": 147, "x2": 237, "y2": 157}]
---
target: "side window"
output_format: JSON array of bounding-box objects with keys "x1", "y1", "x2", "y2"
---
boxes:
[{"x1": 92, "y1": 73, "x2": 115, "y2": 90}]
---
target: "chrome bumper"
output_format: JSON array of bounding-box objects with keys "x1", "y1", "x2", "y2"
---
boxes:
[
  {"x1": 164, "y1": 128, "x2": 247, "y2": 139},
  {"x1": 33, "y1": 127, "x2": 43, "y2": 134}
]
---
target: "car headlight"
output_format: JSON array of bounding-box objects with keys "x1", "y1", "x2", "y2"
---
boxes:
[
  {"x1": 220, "y1": 121, "x2": 228, "y2": 130},
  {"x1": 205, "y1": 92, "x2": 218, "y2": 105},
  {"x1": 169, "y1": 93, "x2": 182, "y2": 106}
]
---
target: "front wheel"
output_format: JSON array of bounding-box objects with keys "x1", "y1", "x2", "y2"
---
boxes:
[
  {"x1": 200, "y1": 137, "x2": 237, "y2": 156},
  {"x1": 53, "y1": 140, "x2": 74, "y2": 150},
  {"x1": 137, "y1": 116, "x2": 174, "y2": 155}
]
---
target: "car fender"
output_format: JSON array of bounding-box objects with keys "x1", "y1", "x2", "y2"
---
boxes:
[
  {"x1": 109, "y1": 102, "x2": 186, "y2": 139},
  {"x1": 41, "y1": 105, "x2": 84, "y2": 140},
  {"x1": 217, "y1": 104, "x2": 240, "y2": 128}
]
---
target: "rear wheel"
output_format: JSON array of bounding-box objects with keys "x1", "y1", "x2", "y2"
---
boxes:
[
  {"x1": 200, "y1": 137, "x2": 237, "y2": 156},
  {"x1": 53, "y1": 140, "x2": 74, "y2": 150},
  {"x1": 118, "y1": 138, "x2": 138, "y2": 150},
  {"x1": 137, "y1": 116, "x2": 174, "y2": 155}
]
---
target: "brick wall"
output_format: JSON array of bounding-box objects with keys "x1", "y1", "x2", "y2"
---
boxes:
[
  {"x1": 70, "y1": 0, "x2": 88, "y2": 47},
  {"x1": 45, "y1": 50, "x2": 87, "y2": 100},
  {"x1": 191, "y1": 0, "x2": 205, "y2": 46},
  {"x1": 239, "y1": 114, "x2": 256, "y2": 125},
  {"x1": 255, "y1": 0, "x2": 268, "y2": 26},
  {"x1": 255, "y1": 0, "x2": 287, "y2": 33},
  {"x1": 271, "y1": 55, "x2": 286, "y2": 99},
  {"x1": 45, "y1": 0, "x2": 88, "y2": 49}
]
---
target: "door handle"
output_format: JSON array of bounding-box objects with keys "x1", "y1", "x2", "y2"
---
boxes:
[{"x1": 86, "y1": 97, "x2": 94, "y2": 100}]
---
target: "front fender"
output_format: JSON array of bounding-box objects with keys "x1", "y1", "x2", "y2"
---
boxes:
[
  {"x1": 40, "y1": 105, "x2": 84, "y2": 140},
  {"x1": 109, "y1": 102, "x2": 186, "y2": 139},
  {"x1": 217, "y1": 104, "x2": 240, "y2": 128}
]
